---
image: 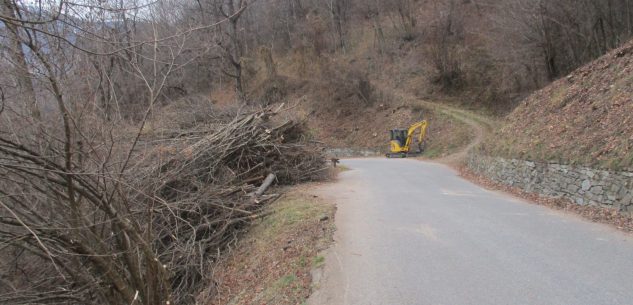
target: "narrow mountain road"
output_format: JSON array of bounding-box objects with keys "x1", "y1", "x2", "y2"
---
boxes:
[{"x1": 308, "y1": 159, "x2": 633, "y2": 305}]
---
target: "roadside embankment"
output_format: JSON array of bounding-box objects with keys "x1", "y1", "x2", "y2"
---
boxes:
[
  {"x1": 198, "y1": 186, "x2": 336, "y2": 305},
  {"x1": 466, "y1": 40, "x2": 633, "y2": 217}
]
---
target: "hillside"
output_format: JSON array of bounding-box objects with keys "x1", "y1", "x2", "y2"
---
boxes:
[
  {"x1": 212, "y1": 49, "x2": 477, "y2": 159},
  {"x1": 480, "y1": 40, "x2": 633, "y2": 169},
  {"x1": 297, "y1": 92, "x2": 473, "y2": 158}
]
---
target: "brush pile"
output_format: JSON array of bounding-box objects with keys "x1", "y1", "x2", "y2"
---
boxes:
[
  {"x1": 0, "y1": 107, "x2": 327, "y2": 305},
  {"x1": 139, "y1": 107, "x2": 328, "y2": 302}
]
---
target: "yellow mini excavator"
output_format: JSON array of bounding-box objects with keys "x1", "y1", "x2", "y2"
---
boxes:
[{"x1": 386, "y1": 120, "x2": 429, "y2": 158}]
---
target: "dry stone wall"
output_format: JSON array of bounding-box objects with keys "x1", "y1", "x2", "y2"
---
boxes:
[
  {"x1": 467, "y1": 153, "x2": 633, "y2": 214},
  {"x1": 326, "y1": 147, "x2": 383, "y2": 158}
]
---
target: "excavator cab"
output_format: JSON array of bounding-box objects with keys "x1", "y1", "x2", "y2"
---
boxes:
[
  {"x1": 387, "y1": 120, "x2": 428, "y2": 158},
  {"x1": 390, "y1": 129, "x2": 408, "y2": 147}
]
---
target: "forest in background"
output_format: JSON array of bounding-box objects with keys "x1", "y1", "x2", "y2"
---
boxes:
[{"x1": 4, "y1": 0, "x2": 633, "y2": 117}]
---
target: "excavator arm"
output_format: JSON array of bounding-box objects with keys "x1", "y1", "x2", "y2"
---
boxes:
[{"x1": 404, "y1": 120, "x2": 428, "y2": 152}]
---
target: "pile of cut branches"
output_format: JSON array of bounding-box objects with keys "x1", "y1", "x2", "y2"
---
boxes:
[
  {"x1": 141, "y1": 108, "x2": 328, "y2": 302},
  {"x1": 0, "y1": 107, "x2": 327, "y2": 305}
]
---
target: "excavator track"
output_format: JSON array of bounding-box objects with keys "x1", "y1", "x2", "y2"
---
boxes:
[{"x1": 386, "y1": 152, "x2": 420, "y2": 158}]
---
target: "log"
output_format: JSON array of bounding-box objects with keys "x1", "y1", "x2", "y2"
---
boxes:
[{"x1": 255, "y1": 173, "x2": 276, "y2": 197}]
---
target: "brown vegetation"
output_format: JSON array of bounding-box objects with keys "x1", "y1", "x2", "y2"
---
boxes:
[
  {"x1": 480, "y1": 41, "x2": 633, "y2": 169},
  {"x1": 0, "y1": 106, "x2": 327, "y2": 304},
  {"x1": 2, "y1": 0, "x2": 632, "y2": 304}
]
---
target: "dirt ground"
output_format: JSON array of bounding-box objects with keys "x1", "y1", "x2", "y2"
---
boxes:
[{"x1": 197, "y1": 185, "x2": 336, "y2": 305}]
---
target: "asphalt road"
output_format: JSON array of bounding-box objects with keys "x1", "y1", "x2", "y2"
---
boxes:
[{"x1": 308, "y1": 158, "x2": 633, "y2": 305}]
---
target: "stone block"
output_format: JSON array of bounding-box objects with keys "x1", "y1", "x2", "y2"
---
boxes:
[
  {"x1": 581, "y1": 179, "x2": 592, "y2": 191},
  {"x1": 617, "y1": 186, "x2": 629, "y2": 198},
  {"x1": 590, "y1": 186, "x2": 603, "y2": 195},
  {"x1": 609, "y1": 183, "x2": 621, "y2": 193},
  {"x1": 566, "y1": 184, "x2": 579, "y2": 194}
]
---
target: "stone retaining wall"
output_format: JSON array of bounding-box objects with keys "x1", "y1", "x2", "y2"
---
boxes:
[
  {"x1": 467, "y1": 153, "x2": 633, "y2": 214},
  {"x1": 326, "y1": 147, "x2": 383, "y2": 158}
]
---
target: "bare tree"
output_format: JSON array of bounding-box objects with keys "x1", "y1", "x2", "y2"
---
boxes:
[
  {"x1": 324, "y1": 0, "x2": 351, "y2": 52},
  {"x1": 359, "y1": 0, "x2": 387, "y2": 54},
  {"x1": 390, "y1": 0, "x2": 417, "y2": 41},
  {"x1": 0, "y1": 0, "x2": 244, "y2": 303},
  {"x1": 426, "y1": 0, "x2": 464, "y2": 90},
  {"x1": 0, "y1": 0, "x2": 39, "y2": 119},
  {"x1": 493, "y1": 0, "x2": 633, "y2": 83},
  {"x1": 211, "y1": 0, "x2": 248, "y2": 100}
]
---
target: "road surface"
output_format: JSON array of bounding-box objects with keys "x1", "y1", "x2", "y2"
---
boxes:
[{"x1": 308, "y1": 158, "x2": 633, "y2": 305}]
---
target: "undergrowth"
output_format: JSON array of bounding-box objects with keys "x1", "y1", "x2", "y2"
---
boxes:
[{"x1": 201, "y1": 188, "x2": 336, "y2": 305}]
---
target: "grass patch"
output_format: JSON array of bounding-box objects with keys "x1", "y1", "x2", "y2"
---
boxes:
[
  {"x1": 258, "y1": 195, "x2": 330, "y2": 240},
  {"x1": 422, "y1": 146, "x2": 444, "y2": 158},
  {"x1": 312, "y1": 256, "x2": 325, "y2": 268},
  {"x1": 420, "y1": 110, "x2": 474, "y2": 158},
  {"x1": 550, "y1": 83, "x2": 570, "y2": 109},
  {"x1": 336, "y1": 164, "x2": 351, "y2": 172},
  {"x1": 201, "y1": 188, "x2": 336, "y2": 305},
  {"x1": 255, "y1": 274, "x2": 302, "y2": 304},
  {"x1": 276, "y1": 274, "x2": 297, "y2": 288}
]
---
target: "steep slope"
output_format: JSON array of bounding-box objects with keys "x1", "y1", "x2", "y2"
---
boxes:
[
  {"x1": 228, "y1": 50, "x2": 478, "y2": 159},
  {"x1": 481, "y1": 40, "x2": 633, "y2": 169}
]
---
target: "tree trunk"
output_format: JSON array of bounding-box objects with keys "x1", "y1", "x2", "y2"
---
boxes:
[
  {"x1": 1, "y1": 0, "x2": 39, "y2": 119},
  {"x1": 372, "y1": 14, "x2": 385, "y2": 55},
  {"x1": 231, "y1": 19, "x2": 244, "y2": 100}
]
